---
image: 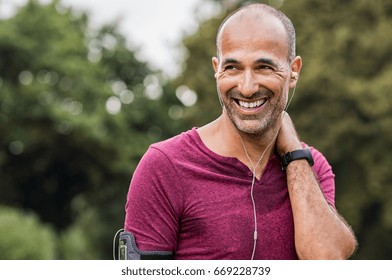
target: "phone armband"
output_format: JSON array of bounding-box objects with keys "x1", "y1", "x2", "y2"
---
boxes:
[{"x1": 118, "y1": 230, "x2": 173, "y2": 260}]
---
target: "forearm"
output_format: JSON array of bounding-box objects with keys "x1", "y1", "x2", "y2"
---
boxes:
[{"x1": 286, "y1": 160, "x2": 357, "y2": 259}]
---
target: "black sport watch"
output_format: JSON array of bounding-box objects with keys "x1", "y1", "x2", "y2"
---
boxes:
[{"x1": 281, "y1": 147, "x2": 314, "y2": 170}]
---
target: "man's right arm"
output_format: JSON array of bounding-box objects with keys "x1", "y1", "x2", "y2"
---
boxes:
[{"x1": 124, "y1": 147, "x2": 183, "y2": 258}]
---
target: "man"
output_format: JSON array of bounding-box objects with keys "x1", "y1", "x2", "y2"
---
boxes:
[{"x1": 122, "y1": 3, "x2": 357, "y2": 260}]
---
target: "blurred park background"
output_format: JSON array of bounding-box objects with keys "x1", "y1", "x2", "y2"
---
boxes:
[{"x1": 0, "y1": 0, "x2": 391, "y2": 259}]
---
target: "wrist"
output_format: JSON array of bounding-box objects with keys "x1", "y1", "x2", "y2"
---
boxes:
[{"x1": 281, "y1": 147, "x2": 314, "y2": 170}]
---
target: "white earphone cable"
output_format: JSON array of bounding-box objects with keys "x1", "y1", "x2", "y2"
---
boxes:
[
  {"x1": 239, "y1": 128, "x2": 279, "y2": 260},
  {"x1": 240, "y1": 83, "x2": 297, "y2": 260}
]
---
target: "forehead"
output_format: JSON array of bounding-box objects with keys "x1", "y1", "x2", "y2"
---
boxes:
[{"x1": 217, "y1": 11, "x2": 289, "y2": 60}]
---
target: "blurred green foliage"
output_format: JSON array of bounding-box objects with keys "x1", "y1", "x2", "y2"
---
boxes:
[
  {"x1": 281, "y1": 0, "x2": 392, "y2": 259},
  {"x1": 0, "y1": 0, "x2": 391, "y2": 259},
  {"x1": 0, "y1": 206, "x2": 55, "y2": 259},
  {"x1": 0, "y1": 0, "x2": 184, "y2": 259}
]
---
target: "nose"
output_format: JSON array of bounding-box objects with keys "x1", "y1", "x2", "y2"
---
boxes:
[{"x1": 237, "y1": 69, "x2": 259, "y2": 97}]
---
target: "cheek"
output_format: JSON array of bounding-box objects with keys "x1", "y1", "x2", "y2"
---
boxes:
[
  {"x1": 216, "y1": 76, "x2": 236, "y2": 95},
  {"x1": 273, "y1": 84, "x2": 290, "y2": 108},
  {"x1": 268, "y1": 77, "x2": 290, "y2": 97}
]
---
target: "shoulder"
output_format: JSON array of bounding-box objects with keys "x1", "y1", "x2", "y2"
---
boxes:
[
  {"x1": 139, "y1": 128, "x2": 199, "y2": 166},
  {"x1": 149, "y1": 128, "x2": 199, "y2": 158}
]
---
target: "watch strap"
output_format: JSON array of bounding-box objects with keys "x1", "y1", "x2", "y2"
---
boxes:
[{"x1": 281, "y1": 147, "x2": 314, "y2": 170}]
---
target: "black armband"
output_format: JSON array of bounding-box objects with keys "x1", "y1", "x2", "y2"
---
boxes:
[{"x1": 118, "y1": 230, "x2": 173, "y2": 260}]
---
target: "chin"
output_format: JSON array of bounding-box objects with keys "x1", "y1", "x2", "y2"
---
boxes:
[{"x1": 233, "y1": 120, "x2": 268, "y2": 136}]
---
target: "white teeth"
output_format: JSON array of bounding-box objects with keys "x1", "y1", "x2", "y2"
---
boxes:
[{"x1": 238, "y1": 99, "x2": 265, "y2": 109}]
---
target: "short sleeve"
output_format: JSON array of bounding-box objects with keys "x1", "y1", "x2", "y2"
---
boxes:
[
  {"x1": 310, "y1": 146, "x2": 336, "y2": 208},
  {"x1": 124, "y1": 146, "x2": 183, "y2": 251}
]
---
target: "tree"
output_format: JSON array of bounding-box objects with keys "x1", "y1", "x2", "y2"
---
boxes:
[
  {"x1": 282, "y1": 0, "x2": 392, "y2": 259},
  {"x1": 0, "y1": 206, "x2": 56, "y2": 259},
  {"x1": 0, "y1": 0, "x2": 187, "y2": 259}
]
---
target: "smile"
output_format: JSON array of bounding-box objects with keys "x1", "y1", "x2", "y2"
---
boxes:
[{"x1": 237, "y1": 99, "x2": 266, "y2": 109}]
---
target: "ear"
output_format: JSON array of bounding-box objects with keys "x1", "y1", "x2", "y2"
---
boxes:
[
  {"x1": 212, "y1": 56, "x2": 219, "y2": 78},
  {"x1": 289, "y1": 56, "x2": 302, "y2": 88}
]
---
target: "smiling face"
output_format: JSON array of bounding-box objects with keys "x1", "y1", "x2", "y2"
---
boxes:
[{"x1": 213, "y1": 10, "x2": 301, "y2": 136}]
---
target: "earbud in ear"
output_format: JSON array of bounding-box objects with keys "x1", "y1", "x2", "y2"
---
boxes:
[{"x1": 291, "y1": 73, "x2": 298, "y2": 80}]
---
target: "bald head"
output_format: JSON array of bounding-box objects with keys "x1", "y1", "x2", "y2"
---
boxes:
[{"x1": 216, "y1": 3, "x2": 296, "y2": 62}]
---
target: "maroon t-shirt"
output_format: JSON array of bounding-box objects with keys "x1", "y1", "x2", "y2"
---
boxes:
[{"x1": 124, "y1": 128, "x2": 335, "y2": 259}]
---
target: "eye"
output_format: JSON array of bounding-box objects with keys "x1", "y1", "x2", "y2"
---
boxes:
[
  {"x1": 223, "y1": 65, "x2": 238, "y2": 71},
  {"x1": 256, "y1": 65, "x2": 274, "y2": 71}
]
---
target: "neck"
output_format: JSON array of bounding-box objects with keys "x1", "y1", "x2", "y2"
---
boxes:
[
  {"x1": 222, "y1": 112, "x2": 280, "y2": 156},
  {"x1": 198, "y1": 112, "x2": 281, "y2": 179},
  {"x1": 235, "y1": 123, "x2": 280, "y2": 178},
  {"x1": 238, "y1": 130, "x2": 277, "y2": 169}
]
